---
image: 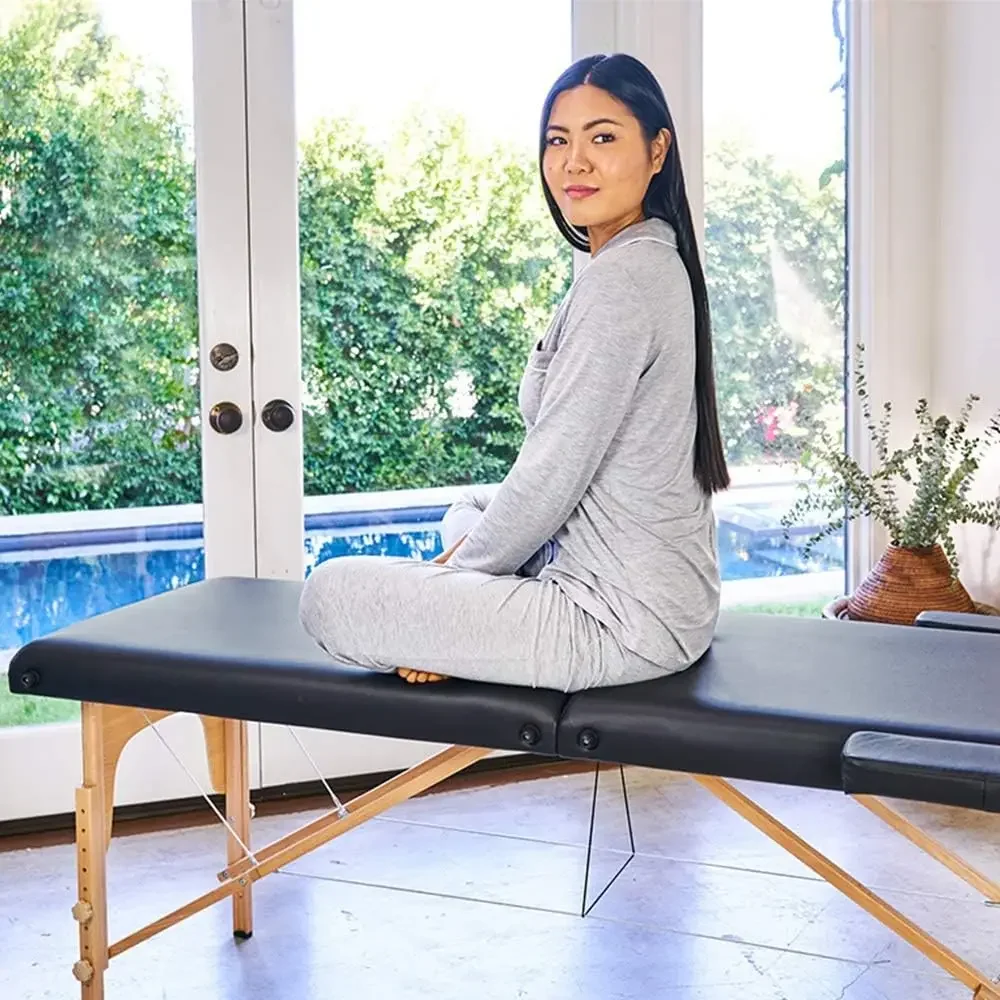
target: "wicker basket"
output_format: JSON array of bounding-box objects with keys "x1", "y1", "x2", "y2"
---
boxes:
[
  {"x1": 826, "y1": 543, "x2": 986, "y2": 625},
  {"x1": 823, "y1": 596, "x2": 999, "y2": 621}
]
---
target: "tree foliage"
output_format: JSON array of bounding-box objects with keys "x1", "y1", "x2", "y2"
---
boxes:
[
  {"x1": 0, "y1": 0, "x2": 199, "y2": 513},
  {"x1": 1, "y1": 0, "x2": 846, "y2": 517},
  {"x1": 706, "y1": 142, "x2": 845, "y2": 463},
  {"x1": 298, "y1": 111, "x2": 571, "y2": 496}
]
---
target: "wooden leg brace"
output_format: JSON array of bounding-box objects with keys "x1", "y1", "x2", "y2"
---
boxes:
[
  {"x1": 70, "y1": 702, "x2": 488, "y2": 998},
  {"x1": 693, "y1": 774, "x2": 1000, "y2": 1000}
]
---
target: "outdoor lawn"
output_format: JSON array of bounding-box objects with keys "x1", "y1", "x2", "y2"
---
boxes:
[{"x1": 0, "y1": 686, "x2": 79, "y2": 727}]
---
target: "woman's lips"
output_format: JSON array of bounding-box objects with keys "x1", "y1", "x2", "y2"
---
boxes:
[{"x1": 565, "y1": 186, "x2": 599, "y2": 200}]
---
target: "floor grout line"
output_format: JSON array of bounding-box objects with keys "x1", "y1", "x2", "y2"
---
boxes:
[
  {"x1": 277, "y1": 811, "x2": 995, "y2": 905},
  {"x1": 273, "y1": 867, "x2": 954, "y2": 978}
]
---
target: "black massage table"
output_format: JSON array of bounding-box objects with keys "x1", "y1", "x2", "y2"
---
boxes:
[{"x1": 8, "y1": 576, "x2": 1000, "y2": 999}]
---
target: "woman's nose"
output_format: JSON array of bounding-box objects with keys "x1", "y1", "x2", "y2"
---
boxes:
[{"x1": 564, "y1": 141, "x2": 592, "y2": 173}]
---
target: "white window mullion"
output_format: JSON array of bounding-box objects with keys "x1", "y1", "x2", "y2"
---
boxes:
[
  {"x1": 626, "y1": 0, "x2": 704, "y2": 245},
  {"x1": 845, "y1": 0, "x2": 940, "y2": 591},
  {"x1": 845, "y1": 0, "x2": 885, "y2": 590},
  {"x1": 192, "y1": 0, "x2": 263, "y2": 795}
]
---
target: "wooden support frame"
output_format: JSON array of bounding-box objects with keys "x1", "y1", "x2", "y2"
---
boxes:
[
  {"x1": 69, "y1": 701, "x2": 488, "y2": 999},
  {"x1": 67, "y1": 702, "x2": 1000, "y2": 1000},
  {"x1": 693, "y1": 775, "x2": 1000, "y2": 1000},
  {"x1": 853, "y1": 793, "x2": 1000, "y2": 903}
]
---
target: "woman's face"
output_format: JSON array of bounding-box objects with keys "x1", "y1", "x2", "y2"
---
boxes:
[{"x1": 543, "y1": 84, "x2": 668, "y2": 242}]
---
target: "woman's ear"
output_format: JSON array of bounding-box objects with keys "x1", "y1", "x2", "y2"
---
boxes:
[{"x1": 652, "y1": 128, "x2": 671, "y2": 174}]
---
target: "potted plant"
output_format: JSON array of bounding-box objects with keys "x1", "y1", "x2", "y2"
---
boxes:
[{"x1": 782, "y1": 344, "x2": 1000, "y2": 625}]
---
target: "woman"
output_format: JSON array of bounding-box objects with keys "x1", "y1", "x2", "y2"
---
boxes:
[{"x1": 298, "y1": 53, "x2": 729, "y2": 692}]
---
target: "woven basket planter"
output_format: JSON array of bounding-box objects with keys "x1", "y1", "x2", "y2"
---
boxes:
[{"x1": 822, "y1": 543, "x2": 991, "y2": 625}]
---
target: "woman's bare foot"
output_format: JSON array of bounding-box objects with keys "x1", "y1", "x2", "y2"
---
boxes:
[{"x1": 397, "y1": 668, "x2": 449, "y2": 683}]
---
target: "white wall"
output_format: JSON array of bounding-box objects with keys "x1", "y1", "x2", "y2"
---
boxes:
[
  {"x1": 934, "y1": 0, "x2": 1000, "y2": 603},
  {"x1": 572, "y1": 0, "x2": 702, "y2": 272},
  {"x1": 859, "y1": 0, "x2": 940, "y2": 427}
]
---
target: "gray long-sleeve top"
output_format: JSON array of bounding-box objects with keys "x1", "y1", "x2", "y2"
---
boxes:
[{"x1": 447, "y1": 217, "x2": 721, "y2": 669}]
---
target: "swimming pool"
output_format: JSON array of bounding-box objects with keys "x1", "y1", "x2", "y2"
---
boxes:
[{"x1": 1, "y1": 504, "x2": 842, "y2": 650}]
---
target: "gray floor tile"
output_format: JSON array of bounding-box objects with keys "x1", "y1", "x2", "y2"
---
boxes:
[
  {"x1": 281, "y1": 811, "x2": 631, "y2": 916},
  {"x1": 584, "y1": 850, "x2": 837, "y2": 951},
  {"x1": 780, "y1": 885, "x2": 1000, "y2": 976},
  {"x1": 393, "y1": 766, "x2": 1000, "y2": 902}
]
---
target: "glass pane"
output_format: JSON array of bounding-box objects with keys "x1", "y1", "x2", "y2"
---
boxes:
[
  {"x1": 1, "y1": 1, "x2": 203, "y2": 727},
  {"x1": 294, "y1": 1, "x2": 573, "y2": 572},
  {"x1": 704, "y1": 0, "x2": 848, "y2": 615}
]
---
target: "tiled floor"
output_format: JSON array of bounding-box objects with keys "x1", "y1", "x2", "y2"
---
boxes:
[{"x1": 3, "y1": 765, "x2": 1000, "y2": 999}]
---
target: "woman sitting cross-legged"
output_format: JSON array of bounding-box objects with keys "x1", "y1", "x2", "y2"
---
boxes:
[{"x1": 298, "y1": 52, "x2": 730, "y2": 693}]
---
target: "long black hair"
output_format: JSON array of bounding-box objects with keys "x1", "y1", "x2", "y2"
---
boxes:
[{"x1": 539, "y1": 53, "x2": 730, "y2": 495}]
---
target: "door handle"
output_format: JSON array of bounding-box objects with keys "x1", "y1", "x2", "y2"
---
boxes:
[
  {"x1": 261, "y1": 398, "x2": 295, "y2": 432},
  {"x1": 209, "y1": 401, "x2": 243, "y2": 435}
]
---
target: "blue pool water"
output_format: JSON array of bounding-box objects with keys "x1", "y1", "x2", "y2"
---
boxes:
[{"x1": 1, "y1": 509, "x2": 843, "y2": 650}]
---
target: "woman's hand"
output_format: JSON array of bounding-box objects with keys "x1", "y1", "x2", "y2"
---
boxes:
[
  {"x1": 433, "y1": 532, "x2": 468, "y2": 566},
  {"x1": 397, "y1": 532, "x2": 469, "y2": 684}
]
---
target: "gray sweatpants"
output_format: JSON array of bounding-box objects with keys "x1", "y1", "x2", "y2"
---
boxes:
[{"x1": 297, "y1": 488, "x2": 668, "y2": 692}]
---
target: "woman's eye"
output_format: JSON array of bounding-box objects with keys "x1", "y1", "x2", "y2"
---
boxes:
[{"x1": 544, "y1": 133, "x2": 614, "y2": 146}]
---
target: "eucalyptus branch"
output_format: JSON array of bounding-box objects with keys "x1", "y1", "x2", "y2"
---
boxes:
[{"x1": 782, "y1": 342, "x2": 1000, "y2": 576}]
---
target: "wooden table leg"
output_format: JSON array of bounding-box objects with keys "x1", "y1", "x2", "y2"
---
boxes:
[
  {"x1": 695, "y1": 773, "x2": 996, "y2": 995},
  {"x1": 224, "y1": 719, "x2": 253, "y2": 938},
  {"x1": 73, "y1": 703, "x2": 109, "y2": 999},
  {"x1": 854, "y1": 795, "x2": 1000, "y2": 902}
]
